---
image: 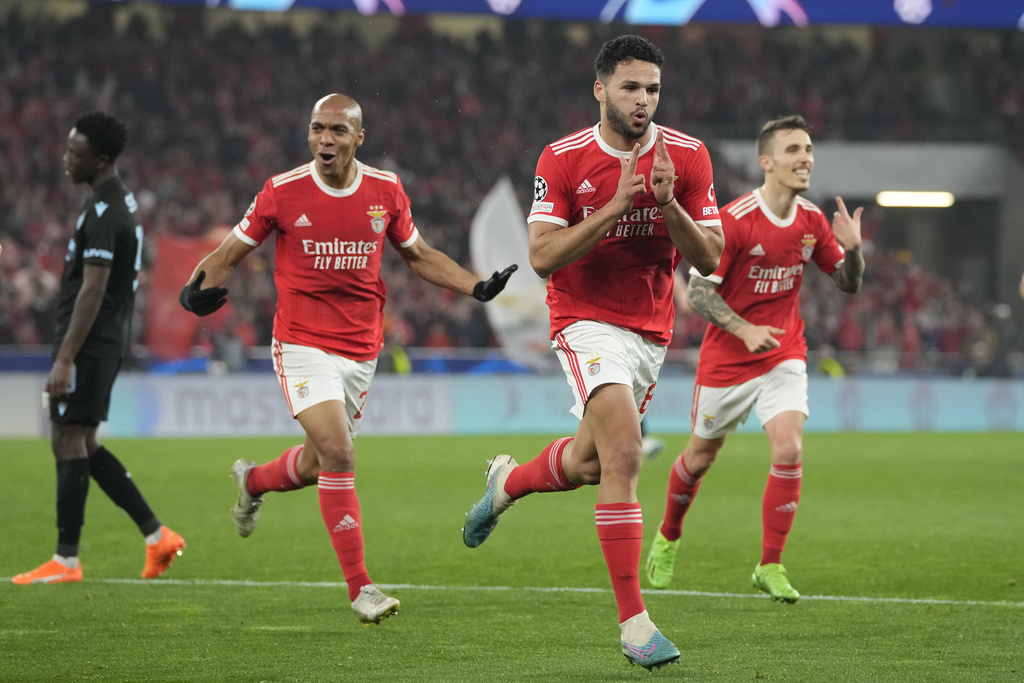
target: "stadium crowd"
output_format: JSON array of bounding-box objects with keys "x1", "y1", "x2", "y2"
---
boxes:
[{"x1": 1, "y1": 2, "x2": 1021, "y2": 374}]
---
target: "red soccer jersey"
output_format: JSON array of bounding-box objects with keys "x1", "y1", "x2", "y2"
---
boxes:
[
  {"x1": 528, "y1": 123, "x2": 721, "y2": 345},
  {"x1": 693, "y1": 189, "x2": 846, "y2": 386},
  {"x1": 233, "y1": 161, "x2": 418, "y2": 361}
]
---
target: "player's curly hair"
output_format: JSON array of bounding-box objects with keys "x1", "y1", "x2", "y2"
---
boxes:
[
  {"x1": 757, "y1": 115, "x2": 810, "y2": 156},
  {"x1": 594, "y1": 34, "x2": 664, "y2": 81},
  {"x1": 73, "y1": 111, "x2": 128, "y2": 161}
]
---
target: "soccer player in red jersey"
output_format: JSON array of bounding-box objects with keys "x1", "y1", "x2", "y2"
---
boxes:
[
  {"x1": 462, "y1": 35, "x2": 723, "y2": 670},
  {"x1": 179, "y1": 93, "x2": 515, "y2": 626},
  {"x1": 645, "y1": 114, "x2": 865, "y2": 602}
]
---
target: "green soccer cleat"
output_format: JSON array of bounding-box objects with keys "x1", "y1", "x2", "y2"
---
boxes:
[
  {"x1": 644, "y1": 530, "x2": 681, "y2": 589},
  {"x1": 751, "y1": 563, "x2": 800, "y2": 603}
]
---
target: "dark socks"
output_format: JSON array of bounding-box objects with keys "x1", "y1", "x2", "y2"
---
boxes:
[
  {"x1": 56, "y1": 459, "x2": 90, "y2": 557},
  {"x1": 88, "y1": 447, "x2": 160, "y2": 536}
]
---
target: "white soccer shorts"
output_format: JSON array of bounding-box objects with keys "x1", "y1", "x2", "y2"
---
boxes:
[
  {"x1": 690, "y1": 358, "x2": 809, "y2": 439},
  {"x1": 271, "y1": 338, "x2": 377, "y2": 436},
  {"x1": 553, "y1": 320, "x2": 666, "y2": 420}
]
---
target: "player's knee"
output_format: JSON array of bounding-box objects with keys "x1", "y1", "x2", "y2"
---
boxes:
[
  {"x1": 771, "y1": 439, "x2": 802, "y2": 465},
  {"x1": 683, "y1": 444, "x2": 718, "y2": 475},
  {"x1": 314, "y1": 444, "x2": 355, "y2": 473}
]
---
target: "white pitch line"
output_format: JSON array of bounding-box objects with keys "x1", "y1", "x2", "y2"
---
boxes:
[{"x1": 6, "y1": 577, "x2": 1021, "y2": 608}]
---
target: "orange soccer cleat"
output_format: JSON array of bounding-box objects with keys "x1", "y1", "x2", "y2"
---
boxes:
[
  {"x1": 142, "y1": 526, "x2": 186, "y2": 579},
  {"x1": 12, "y1": 559, "x2": 83, "y2": 585}
]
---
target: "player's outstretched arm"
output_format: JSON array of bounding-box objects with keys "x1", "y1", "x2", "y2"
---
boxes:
[
  {"x1": 180, "y1": 231, "x2": 255, "y2": 316},
  {"x1": 829, "y1": 196, "x2": 865, "y2": 294},
  {"x1": 400, "y1": 234, "x2": 515, "y2": 301},
  {"x1": 688, "y1": 276, "x2": 783, "y2": 354}
]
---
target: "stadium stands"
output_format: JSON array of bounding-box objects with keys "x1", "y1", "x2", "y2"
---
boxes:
[{"x1": 1, "y1": 2, "x2": 1020, "y2": 375}]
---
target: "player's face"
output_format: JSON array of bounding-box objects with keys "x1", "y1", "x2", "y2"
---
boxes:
[
  {"x1": 764, "y1": 128, "x2": 814, "y2": 193},
  {"x1": 597, "y1": 60, "x2": 661, "y2": 143},
  {"x1": 308, "y1": 103, "x2": 364, "y2": 187},
  {"x1": 63, "y1": 129, "x2": 102, "y2": 185}
]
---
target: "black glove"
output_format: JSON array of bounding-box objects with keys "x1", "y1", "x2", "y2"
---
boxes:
[
  {"x1": 472, "y1": 264, "x2": 518, "y2": 302},
  {"x1": 179, "y1": 270, "x2": 229, "y2": 316}
]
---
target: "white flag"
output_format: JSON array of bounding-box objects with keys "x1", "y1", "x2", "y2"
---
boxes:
[{"x1": 470, "y1": 177, "x2": 555, "y2": 372}]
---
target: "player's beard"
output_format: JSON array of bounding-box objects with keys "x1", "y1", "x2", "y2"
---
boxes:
[{"x1": 605, "y1": 98, "x2": 651, "y2": 140}]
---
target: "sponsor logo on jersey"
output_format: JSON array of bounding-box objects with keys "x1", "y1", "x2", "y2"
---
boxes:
[
  {"x1": 585, "y1": 205, "x2": 661, "y2": 239},
  {"x1": 531, "y1": 201, "x2": 554, "y2": 214},
  {"x1": 534, "y1": 176, "x2": 548, "y2": 201},
  {"x1": 367, "y1": 206, "x2": 388, "y2": 234},
  {"x1": 303, "y1": 238, "x2": 379, "y2": 270},
  {"x1": 576, "y1": 179, "x2": 596, "y2": 195},
  {"x1": 747, "y1": 262, "x2": 803, "y2": 294},
  {"x1": 294, "y1": 214, "x2": 312, "y2": 228},
  {"x1": 94, "y1": 201, "x2": 109, "y2": 217},
  {"x1": 333, "y1": 514, "x2": 359, "y2": 532},
  {"x1": 83, "y1": 248, "x2": 114, "y2": 260},
  {"x1": 586, "y1": 354, "x2": 601, "y2": 376},
  {"x1": 750, "y1": 243, "x2": 765, "y2": 256}
]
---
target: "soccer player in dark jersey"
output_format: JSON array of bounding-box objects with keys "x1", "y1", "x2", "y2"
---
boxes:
[
  {"x1": 645, "y1": 115, "x2": 865, "y2": 602},
  {"x1": 13, "y1": 112, "x2": 186, "y2": 585}
]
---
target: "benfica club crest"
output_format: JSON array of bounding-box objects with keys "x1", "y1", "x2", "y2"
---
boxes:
[
  {"x1": 586, "y1": 354, "x2": 601, "y2": 376},
  {"x1": 703, "y1": 413, "x2": 715, "y2": 431},
  {"x1": 801, "y1": 235, "x2": 817, "y2": 261},
  {"x1": 367, "y1": 208, "x2": 388, "y2": 234}
]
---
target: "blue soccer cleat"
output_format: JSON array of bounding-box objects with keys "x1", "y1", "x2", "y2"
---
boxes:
[
  {"x1": 462, "y1": 455, "x2": 518, "y2": 548},
  {"x1": 622, "y1": 629, "x2": 681, "y2": 670}
]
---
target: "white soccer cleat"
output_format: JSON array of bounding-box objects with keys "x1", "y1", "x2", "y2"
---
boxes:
[
  {"x1": 351, "y1": 584, "x2": 400, "y2": 625},
  {"x1": 230, "y1": 459, "x2": 263, "y2": 538}
]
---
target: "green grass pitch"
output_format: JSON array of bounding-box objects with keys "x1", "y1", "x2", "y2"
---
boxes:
[{"x1": 1, "y1": 432, "x2": 1022, "y2": 681}]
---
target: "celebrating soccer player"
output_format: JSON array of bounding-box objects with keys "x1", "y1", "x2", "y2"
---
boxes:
[
  {"x1": 461, "y1": 35, "x2": 724, "y2": 670},
  {"x1": 645, "y1": 114, "x2": 865, "y2": 602},
  {"x1": 180, "y1": 93, "x2": 515, "y2": 626}
]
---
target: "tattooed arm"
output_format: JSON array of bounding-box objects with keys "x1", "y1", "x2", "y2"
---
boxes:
[
  {"x1": 828, "y1": 196, "x2": 865, "y2": 294},
  {"x1": 830, "y1": 245, "x2": 864, "y2": 294},
  {"x1": 688, "y1": 277, "x2": 785, "y2": 354}
]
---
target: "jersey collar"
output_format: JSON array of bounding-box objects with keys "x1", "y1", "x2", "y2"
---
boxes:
[
  {"x1": 752, "y1": 188, "x2": 798, "y2": 227},
  {"x1": 593, "y1": 122, "x2": 658, "y2": 158},
  {"x1": 309, "y1": 159, "x2": 364, "y2": 197}
]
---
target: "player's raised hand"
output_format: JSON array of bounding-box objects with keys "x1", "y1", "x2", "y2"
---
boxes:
[
  {"x1": 651, "y1": 130, "x2": 677, "y2": 207},
  {"x1": 473, "y1": 264, "x2": 518, "y2": 302},
  {"x1": 179, "y1": 270, "x2": 229, "y2": 316},
  {"x1": 611, "y1": 143, "x2": 646, "y2": 215},
  {"x1": 831, "y1": 196, "x2": 863, "y2": 250}
]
